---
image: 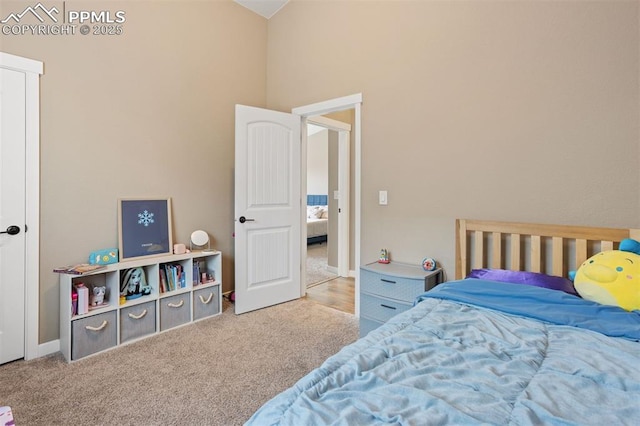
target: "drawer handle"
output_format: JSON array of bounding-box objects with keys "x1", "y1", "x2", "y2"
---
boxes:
[
  {"x1": 168, "y1": 300, "x2": 184, "y2": 308},
  {"x1": 199, "y1": 293, "x2": 214, "y2": 304},
  {"x1": 128, "y1": 309, "x2": 148, "y2": 320},
  {"x1": 380, "y1": 304, "x2": 397, "y2": 310},
  {"x1": 380, "y1": 279, "x2": 396, "y2": 284},
  {"x1": 85, "y1": 320, "x2": 108, "y2": 332}
]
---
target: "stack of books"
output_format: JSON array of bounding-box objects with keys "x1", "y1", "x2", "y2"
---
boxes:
[{"x1": 159, "y1": 263, "x2": 185, "y2": 293}]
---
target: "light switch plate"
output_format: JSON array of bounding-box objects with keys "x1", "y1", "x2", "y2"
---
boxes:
[{"x1": 379, "y1": 190, "x2": 388, "y2": 205}]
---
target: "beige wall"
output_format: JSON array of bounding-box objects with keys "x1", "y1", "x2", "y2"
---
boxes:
[
  {"x1": 306, "y1": 129, "x2": 329, "y2": 194},
  {"x1": 2, "y1": 0, "x2": 639, "y2": 346},
  {"x1": 1, "y1": 0, "x2": 267, "y2": 343},
  {"x1": 267, "y1": 0, "x2": 640, "y2": 279}
]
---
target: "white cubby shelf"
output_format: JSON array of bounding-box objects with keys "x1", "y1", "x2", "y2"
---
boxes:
[{"x1": 58, "y1": 250, "x2": 222, "y2": 362}]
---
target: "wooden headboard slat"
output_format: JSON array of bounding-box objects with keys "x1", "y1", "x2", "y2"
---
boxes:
[
  {"x1": 510, "y1": 234, "x2": 521, "y2": 271},
  {"x1": 456, "y1": 220, "x2": 466, "y2": 278},
  {"x1": 456, "y1": 219, "x2": 639, "y2": 280},
  {"x1": 491, "y1": 232, "x2": 502, "y2": 269},
  {"x1": 552, "y1": 237, "x2": 563, "y2": 277},
  {"x1": 473, "y1": 230, "x2": 483, "y2": 270},
  {"x1": 575, "y1": 239, "x2": 587, "y2": 267},
  {"x1": 601, "y1": 241, "x2": 614, "y2": 252},
  {"x1": 530, "y1": 235, "x2": 541, "y2": 273}
]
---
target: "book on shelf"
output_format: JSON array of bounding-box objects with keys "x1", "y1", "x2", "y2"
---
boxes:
[
  {"x1": 54, "y1": 263, "x2": 106, "y2": 275},
  {"x1": 159, "y1": 268, "x2": 168, "y2": 293},
  {"x1": 160, "y1": 263, "x2": 185, "y2": 292},
  {"x1": 164, "y1": 264, "x2": 174, "y2": 291},
  {"x1": 193, "y1": 261, "x2": 201, "y2": 286},
  {"x1": 193, "y1": 260, "x2": 213, "y2": 285}
]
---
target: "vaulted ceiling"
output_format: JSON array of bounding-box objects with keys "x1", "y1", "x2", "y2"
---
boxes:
[{"x1": 234, "y1": 0, "x2": 289, "y2": 19}]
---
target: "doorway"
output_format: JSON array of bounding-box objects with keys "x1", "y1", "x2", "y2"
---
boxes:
[
  {"x1": 293, "y1": 93, "x2": 362, "y2": 317},
  {"x1": 305, "y1": 117, "x2": 350, "y2": 289},
  {"x1": 234, "y1": 94, "x2": 362, "y2": 316}
]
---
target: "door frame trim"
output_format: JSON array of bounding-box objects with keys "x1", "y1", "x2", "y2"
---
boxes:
[
  {"x1": 292, "y1": 93, "x2": 362, "y2": 317},
  {"x1": 0, "y1": 52, "x2": 42, "y2": 360}
]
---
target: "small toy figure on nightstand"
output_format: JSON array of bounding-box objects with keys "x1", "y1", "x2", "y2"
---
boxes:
[
  {"x1": 378, "y1": 248, "x2": 390, "y2": 264},
  {"x1": 422, "y1": 257, "x2": 437, "y2": 271}
]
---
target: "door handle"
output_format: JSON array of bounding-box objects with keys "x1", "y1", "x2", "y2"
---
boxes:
[
  {"x1": 238, "y1": 216, "x2": 255, "y2": 224},
  {"x1": 0, "y1": 225, "x2": 20, "y2": 235}
]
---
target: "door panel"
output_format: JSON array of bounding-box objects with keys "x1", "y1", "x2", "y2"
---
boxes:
[
  {"x1": 0, "y1": 67, "x2": 27, "y2": 364},
  {"x1": 249, "y1": 227, "x2": 290, "y2": 286},
  {"x1": 235, "y1": 105, "x2": 301, "y2": 314}
]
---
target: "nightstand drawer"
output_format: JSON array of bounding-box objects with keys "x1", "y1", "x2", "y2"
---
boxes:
[
  {"x1": 120, "y1": 301, "x2": 156, "y2": 344},
  {"x1": 71, "y1": 311, "x2": 117, "y2": 360},
  {"x1": 159, "y1": 293, "x2": 191, "y2": 331},
  {"x1": 361, "y1": 293, "x2": 412, "y2": 323},
  {"x1": 360, "y1": 268, "x2": 424, "y2": 302}
]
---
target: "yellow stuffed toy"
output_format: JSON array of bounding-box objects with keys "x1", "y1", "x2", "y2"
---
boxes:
[{"x1": 572, "y1": 238, "x2": 640, "y2": 311}]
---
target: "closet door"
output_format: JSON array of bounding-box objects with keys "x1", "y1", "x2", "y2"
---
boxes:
[
  {"x1": 0, "y1": 66, "x2": 27, "y2": 364},
  {"x1": 0, "y1": 52, "x2": 42, "y2": 364}
]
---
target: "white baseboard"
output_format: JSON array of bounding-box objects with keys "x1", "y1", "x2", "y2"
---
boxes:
[
  {"x1": 325, "y1": 267, "x2": 357, "y2": 278},
  {"x1": 38, "y1": 339, "x2": 60, "y2": 358}
]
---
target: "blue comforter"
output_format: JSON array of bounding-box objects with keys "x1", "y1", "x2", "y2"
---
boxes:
[{"x1": 246, "y1": 280, "x2": 640, "y2": 425}]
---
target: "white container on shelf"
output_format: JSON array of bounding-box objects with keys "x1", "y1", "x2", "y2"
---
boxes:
[{"x1": 75, "y1": 283, "x2": 89, "y2": 315}]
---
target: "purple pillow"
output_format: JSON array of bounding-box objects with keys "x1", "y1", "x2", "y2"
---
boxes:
[{"x1": 466, "y1": 268, "x2": 578, "y2": 296}]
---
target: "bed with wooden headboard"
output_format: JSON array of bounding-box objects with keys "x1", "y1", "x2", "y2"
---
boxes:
[
  {"x1": 456, "y1": 218, "x2": 640, "y2": 279},
  {"x1": 247, "y1": 219, "x2": 640, "y2": 425}
]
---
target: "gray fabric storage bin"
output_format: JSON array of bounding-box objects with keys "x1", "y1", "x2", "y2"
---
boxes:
[
  {"x1": 159, "y1": 293, "x2": 191, "y2": 331},
  {"x1": 71, "y1": 311, "x2": 117, "y2": 360},
  {"x1": 120, "y1": 301, "x2": 156, "y2": 343},
  {"x1": 193, "y1": 286, "x2": 220, "y2": 321}
]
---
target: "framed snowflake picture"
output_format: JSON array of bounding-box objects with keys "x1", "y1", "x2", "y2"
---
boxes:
[{"x1": 117, "y1": 198, "x2": 173, "y2": 261}]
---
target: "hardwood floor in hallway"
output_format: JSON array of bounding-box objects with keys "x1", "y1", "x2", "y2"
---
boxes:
[{"x1": 305, "y1": 276, "x2": 355, "y2": 314}]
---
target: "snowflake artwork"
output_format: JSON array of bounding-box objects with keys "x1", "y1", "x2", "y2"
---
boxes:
[{"x1": 137, "y1": 210, "x2": 155, "y2": 227}]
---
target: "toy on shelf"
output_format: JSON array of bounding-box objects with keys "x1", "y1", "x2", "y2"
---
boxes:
[
  {"x1": 88, "y1": 285, "x2": 108, "y2": 310},
  {"x1": 88, "y1": 248, "x2": 118, "y2": 265},
  {"x1": 120, "y1": 267, "x2": 151, "y2": 300}
]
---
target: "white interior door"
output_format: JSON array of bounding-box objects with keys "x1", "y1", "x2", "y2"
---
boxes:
[
  {"x1": 234, "y1": 105, "x2": 302, "y2": 314},
  {"x1": 0, "y1": 67, "x2": 27, "y2": 364}
]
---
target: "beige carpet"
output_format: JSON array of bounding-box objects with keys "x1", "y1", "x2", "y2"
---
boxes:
[
  {"x1": 0, "y1": 298, "x2": 358, "y2": 426},
  {"x1": 306, "y1": 242, "x2": 338, "y2": 287}
]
